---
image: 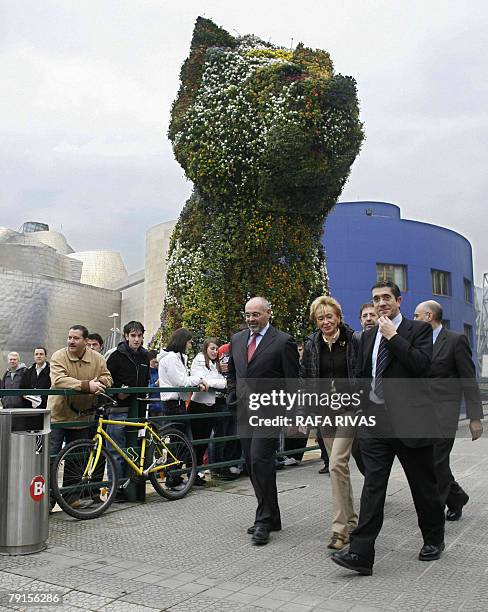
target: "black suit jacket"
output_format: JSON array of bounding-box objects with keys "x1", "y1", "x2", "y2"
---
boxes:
[
  {"x1": 357, "y1": 316, "x2": 440, "y2": 447},
  {"x1": 428, "y1": 328, "x2": 483, "y2": 436},
  {"x1": 20, "y1": 362, "x2": 51, "y2": 409},
  {"x1": 227, "y1": 325, "x2": 299, "y2": 407}
]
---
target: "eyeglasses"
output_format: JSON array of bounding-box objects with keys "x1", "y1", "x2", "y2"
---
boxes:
[{"x1": 244, "y1": 312, "x2": 263, "y2": 319}]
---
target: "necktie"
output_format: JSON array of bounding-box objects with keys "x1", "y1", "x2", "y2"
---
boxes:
[
  {"x1": 247, "y1": 333, "x2": 258, "y2": 362},
  {"x1": 374, "y1": 336, "x2": 389, "y2": 400}
]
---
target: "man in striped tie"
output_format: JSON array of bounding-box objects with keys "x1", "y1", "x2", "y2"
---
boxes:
[
  {"x1": 227, "y1": 297, "x2": 299, "y2": 545},
  {"x1": 332, "y1": 281, "x2": 445, "y2": 575}
]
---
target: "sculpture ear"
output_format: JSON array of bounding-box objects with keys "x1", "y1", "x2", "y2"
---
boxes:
[{"x1": 169, "y1": 17, "x2": 236, "y2": 141}]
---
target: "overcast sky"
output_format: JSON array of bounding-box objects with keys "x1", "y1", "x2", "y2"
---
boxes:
[{"x1": 1, "y1": 1, "x2": 487, "y2": 281}]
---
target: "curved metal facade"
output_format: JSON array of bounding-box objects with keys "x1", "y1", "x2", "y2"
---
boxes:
[{"x1": 68, "y1": 251, "x2": 128, "y2": 289}]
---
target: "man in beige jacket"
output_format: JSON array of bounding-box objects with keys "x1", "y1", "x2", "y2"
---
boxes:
[{"x1": 49, "y1": 324, "x2": 112, "y2": 455}]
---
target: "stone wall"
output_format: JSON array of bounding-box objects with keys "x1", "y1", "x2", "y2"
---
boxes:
[
  {"x1": 144, "y1": 220, "x2": 176, "y2": 340},
  {"x1": 117, "y1": 270, "x2": 145, "y2": 329}
]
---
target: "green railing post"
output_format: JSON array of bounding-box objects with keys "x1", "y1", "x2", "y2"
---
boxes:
[{"x1": 124, "y1": 394, "x2": 145, "y2": 502}]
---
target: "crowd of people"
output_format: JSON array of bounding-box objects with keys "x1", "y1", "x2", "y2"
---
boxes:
[{"x1": 0, "y1": 280, "x2": 484, "y2": 576}]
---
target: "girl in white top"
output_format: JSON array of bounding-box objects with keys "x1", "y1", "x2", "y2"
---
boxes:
[
  {"x1": 157, "y1": 328, "x2": 208, "y2": 412},
  {"x1": 188, "y1": 338, "x2": 227, "y2": 485},
  {"x1": 190, "y1": 339, "x2": 227, "y2": 405}
]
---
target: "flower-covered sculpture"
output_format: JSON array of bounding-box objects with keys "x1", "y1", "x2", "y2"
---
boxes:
[{"x1": 157, "y1": 17, "x2": 364, "y2": 345}]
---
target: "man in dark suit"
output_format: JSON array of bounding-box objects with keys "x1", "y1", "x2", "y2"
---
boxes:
[
  {"x1": 227, "y1": 296, "x2": 299, "y2": 545},
  {"x1": 414, "y1": 300, "x2": 483, "y2": 520},
  {"x1": 20, "y1": 347, "x2": 51, "y2": 409},
  {"x1": 332, "y1": 281, "x2": 445, "y2": 575}
]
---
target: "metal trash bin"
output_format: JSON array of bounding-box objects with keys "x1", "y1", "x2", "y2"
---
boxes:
[{"x1": 0, "y1": 409, "x2": 50, "y2": 555}]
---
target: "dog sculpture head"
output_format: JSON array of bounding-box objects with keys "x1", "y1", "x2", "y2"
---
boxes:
[{"x1": 156, "y1": 18, "x2": 363, "y2": 344}]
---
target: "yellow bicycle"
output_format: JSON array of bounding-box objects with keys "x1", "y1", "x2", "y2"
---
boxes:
[{"x1": 51, "y1": 397, "x2": 197, "y2": 519}]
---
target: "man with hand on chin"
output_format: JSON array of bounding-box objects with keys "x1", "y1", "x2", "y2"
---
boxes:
[
  {"x1": 49, "y1": 325, "x2": 112, "y2": 454},
  {"x1": 332, "y1": 282, "x2": 444, "y2": 576}
]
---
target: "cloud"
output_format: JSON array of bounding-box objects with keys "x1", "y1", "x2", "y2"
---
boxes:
[{"x1": 1, "y1": 0, "x2": 487, "y2": 280}]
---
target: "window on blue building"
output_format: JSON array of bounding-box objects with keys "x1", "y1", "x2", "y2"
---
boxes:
[
  {"x1": 463, "y1": 278, "x2": 473, "y2": 303},
  {"x1": 463, "y1": 324, "x2": 473, "y2": 347},
  {"x1": 376, "y1": 263, "x2": 407, "y2": 291},
  {"x1": 432, "y1": 269, "x2": 451, "y2": 296}
]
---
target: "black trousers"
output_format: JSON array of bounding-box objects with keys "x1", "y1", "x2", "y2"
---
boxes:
[
  {"x1": 188, "y1": 401, "x2": 215, "y2": 466},
  {"x1": 349, "y1": 437, "x2": 445, "y2": 565},
  {"x1": 284, "y1": 432, "x2": 308, "y2": 462},
  {"x1": 50, "y1": 427, "x2": 92, "y2": 501},
  {"x1": 434, "y1": 437, "x2": 468, "y2": 511},
  {"x1": 239, "y1": 418, "x2": 281, "y2": 529},
  {"x1": 316, "y1": 433, "x2": 330, "y2": 466},
  {"x1": 351, "y1": 437, "x2": 365, "y2": 476},
  {"x1": 211, "y1": 399, "x2": 242, "y2": 467}
]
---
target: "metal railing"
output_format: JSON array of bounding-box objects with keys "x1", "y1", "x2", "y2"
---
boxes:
[
  {"x1": 3, "y1": 380, "x2": 487, "y2": 504},
  {"x1": 0, "y1": 386, "x2": 319, "y2": 503}
]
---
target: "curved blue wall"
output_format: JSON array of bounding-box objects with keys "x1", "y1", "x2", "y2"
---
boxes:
[{"x1": 322, "y1": 201, "x2": 476, "y2": 346}]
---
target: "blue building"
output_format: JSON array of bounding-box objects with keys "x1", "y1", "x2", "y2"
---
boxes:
[{"x1": 322, "y1": 201, "x2": 477, "y2": 351}]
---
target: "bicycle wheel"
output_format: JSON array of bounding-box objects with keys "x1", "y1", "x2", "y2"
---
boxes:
[
  {"x1": 148, "y1": 427, "x2": 197, "y2": 500},
  {"x1": 51, "y1": 439, "x2": 119, "y2": 520}
]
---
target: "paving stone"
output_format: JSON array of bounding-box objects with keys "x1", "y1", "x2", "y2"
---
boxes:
[
  {"x1": 0, "y1": 572, "x2": 33, "y2": 589},
  {"x1": 194, "y1": 577, "x2": 219, "y2": 586},
  {"x1": 313, "y1": 599, "x2": 354, "y2": 611},
  {"x1": 253, "y1": 597, "x2": 286, "y2": 610},
  {"x1": 133, "y1": 573, "x2": 165, "y2": 585},
  {"x1": 0, "y1": 438, "x2": 484, "y2": 612},
  {"x1": 217, "y1": 580, "x2": 248, "y2": 591},
  {"x1": 174, "y1": 582, "x2": 209, "y2": 594},
  {"x1": 224, "y1": 591, "x2": 260, "y2": 604},
  {"x1": 121, "y1": 583, "x2": 192, "y2": 609},
  {"x1": 63, "y1": 590, "x2": 115, "y2": 609},
  {"x1": 241, "y1": 585, "x2": 274, "y2": 596},
  {"x1": 268, "y1": 588, "x2": 302, "y2": 602},
  {"x1": 278, "y1": 603, "x2": 314, "y2": 612},
  {"x1": 111, "y1": 560, "x2": 143, "y2": 569},
  {"x1": 292, "y1": 594, "x2": 326, "y2": 607},
  {"x1": 165, "y1": 595, "x2": 222, "y2": 611},
  {"x1": 199, "y1": 587, "x2": 234, "y2": 599},
  {"x1": 161, "y1": 578, "x2": 189, "y2": 589},
  {"x1": 98, "y1": 603, "x2": 157, "y2": 612}
]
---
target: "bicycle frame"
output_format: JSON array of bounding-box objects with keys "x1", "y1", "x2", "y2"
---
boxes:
[{"x1": 84, "y1": 416, "x2": 182, "y2": 480}]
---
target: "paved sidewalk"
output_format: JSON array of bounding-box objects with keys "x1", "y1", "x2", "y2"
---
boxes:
[{"x1": 1, "y1": 433, "x2": 487, "y2": 611}]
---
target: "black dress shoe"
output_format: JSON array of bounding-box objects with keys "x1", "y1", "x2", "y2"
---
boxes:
[
  {"x1": 318, "y1": 465, "x2": 330, "y2": 474},
  {"x1": 247, "y1": 524, "x2": 281, "y2": 535},
  {"x1": 252, "y1": 526, "x2": 270, "y2": 545},
  {"x1": 215, "y1": 469, "x2": 240, "y2": 481},
  {"x1": 331, "y1": 549, "x2": 373, "y2": 576},
  {"x1": 446, "y1": 493, "x2": 469, "y2": 521},
  {"x1": 418, "y1": 542, "x2": 445, "y2": 561},
  {"x1": 113, "y1": 491, "x2": 127, "y2": 504}
]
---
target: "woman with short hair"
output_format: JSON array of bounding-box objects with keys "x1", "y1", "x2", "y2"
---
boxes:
[{"x1": 301, "y1": 295, "x2": 358, "y2": 551}]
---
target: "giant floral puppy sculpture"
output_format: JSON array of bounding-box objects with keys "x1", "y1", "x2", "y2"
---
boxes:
[{"x1": 157, "y1": 17, "x2": 364, "y2": 344}]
